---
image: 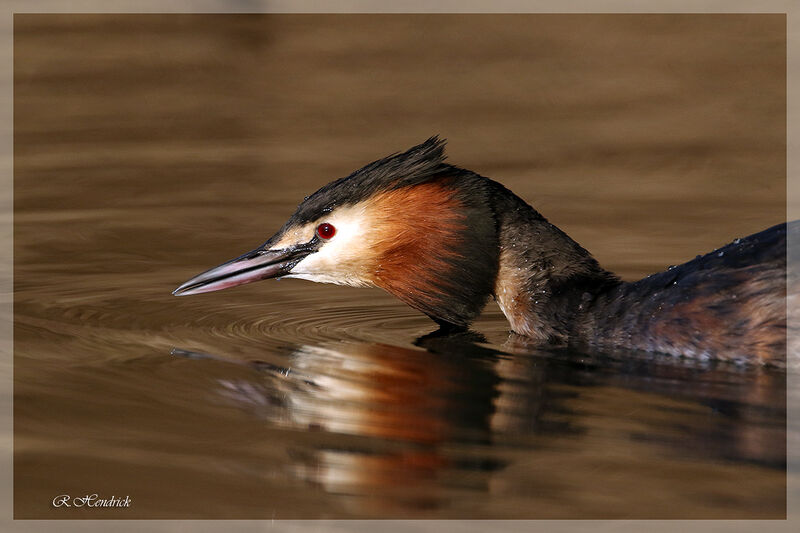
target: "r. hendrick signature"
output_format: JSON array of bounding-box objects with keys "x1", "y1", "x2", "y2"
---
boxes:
[{"x1": 52, "y1": 494, "x2": 132, "y2": 508}]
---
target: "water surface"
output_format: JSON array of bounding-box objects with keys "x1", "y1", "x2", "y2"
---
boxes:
[{"x1": 13, "y1": 14, "x2": 787, "y2": 518}]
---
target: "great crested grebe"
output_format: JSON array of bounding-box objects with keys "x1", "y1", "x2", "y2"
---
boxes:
[{"x1": 174, "y1": 138, "x2": 791, "y2": 366}]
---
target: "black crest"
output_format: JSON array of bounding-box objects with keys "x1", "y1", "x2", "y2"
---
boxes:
[{"x1": 289, "y1": 136, "x2": 453, "y2": 224}]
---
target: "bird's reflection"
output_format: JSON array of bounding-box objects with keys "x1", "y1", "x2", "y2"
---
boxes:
[
  {"x1": 172, "y1": 333, "x2": 566, "y2": 511},
  {"x1": 172, "y1": 329, "x2": 785, "y2": 515},
  {"x1": 503, "y1": 333, "x2": 787, "y2": 467}
]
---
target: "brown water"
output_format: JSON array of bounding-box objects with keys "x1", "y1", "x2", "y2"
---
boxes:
[{"x1": 13, "y1": 14, "x2": 788, "y2": 519}]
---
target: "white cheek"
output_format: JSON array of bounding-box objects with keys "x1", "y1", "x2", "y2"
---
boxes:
[{"x1": 285, "y1": 208, "x2": 374, "y2": 287}]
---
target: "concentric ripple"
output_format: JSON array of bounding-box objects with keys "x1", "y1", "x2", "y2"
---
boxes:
[{"x1": 14, "y1": 267, "x2": 446, "y2": 367}]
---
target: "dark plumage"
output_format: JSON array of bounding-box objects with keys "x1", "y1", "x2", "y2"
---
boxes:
[
  {"x1": 174, "y1": 138, "x2": 791, "y2": 366},
  {"x1": 578, "y1": 222, "x2": 790, "y2": 363},
  {"x1": 287, "y1": 137, "x2": 453, "y2": 224}
]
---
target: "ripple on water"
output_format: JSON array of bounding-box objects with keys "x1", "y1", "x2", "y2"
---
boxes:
[{"x1": 15, "y1": 273, "x2": 446, "y2": 366}]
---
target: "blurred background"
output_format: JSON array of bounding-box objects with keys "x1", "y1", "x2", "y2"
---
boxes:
[
  {"x1": 13, "y1": 14, "x2": 786, "y2": 519},
  {"x1": 14, "y1": 14, "x2": 785, "y2": 277}
]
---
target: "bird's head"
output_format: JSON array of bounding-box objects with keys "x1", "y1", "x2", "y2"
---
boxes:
[{"x1": 173, "y1": 137, "x2": 500, "y2": 328}]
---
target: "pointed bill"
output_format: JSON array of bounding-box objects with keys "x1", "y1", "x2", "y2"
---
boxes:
[{"x1": 173, "y1": 244, "x2": 314, "y2": 296}]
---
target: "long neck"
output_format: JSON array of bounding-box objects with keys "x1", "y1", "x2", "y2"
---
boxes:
[{"x1": 488, "y1": 182, "x2": 620, "y2": 343}]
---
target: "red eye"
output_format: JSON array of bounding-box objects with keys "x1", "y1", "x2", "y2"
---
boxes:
[{"x1": 316, "y1": 223, "x2": 336, "y2": 239}]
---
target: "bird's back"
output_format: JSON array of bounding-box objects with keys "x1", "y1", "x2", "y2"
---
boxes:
[{"x1": 577, "y1": 222, "x2": 792, "y2": 366}]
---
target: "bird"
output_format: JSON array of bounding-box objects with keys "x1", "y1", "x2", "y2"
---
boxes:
[{"x1": 173, "y1": 137, "x2": 792, "y2": 367}]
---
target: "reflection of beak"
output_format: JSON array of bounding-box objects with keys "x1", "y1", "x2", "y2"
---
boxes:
[{"x1": 172, "y1": 242, "x2": 316, "y2": 296}]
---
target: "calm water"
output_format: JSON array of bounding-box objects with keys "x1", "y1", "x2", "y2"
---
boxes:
[{"x1": 13, "y1": 14, "x2": 788, "y2": 518}]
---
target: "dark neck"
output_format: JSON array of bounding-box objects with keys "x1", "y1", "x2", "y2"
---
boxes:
[
  {"x1": 486, "y1": 179, "x2": 787, "y2": 365},
  {"x1": 488, "y1": 182, "x2": 620, "y2": 343}
]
